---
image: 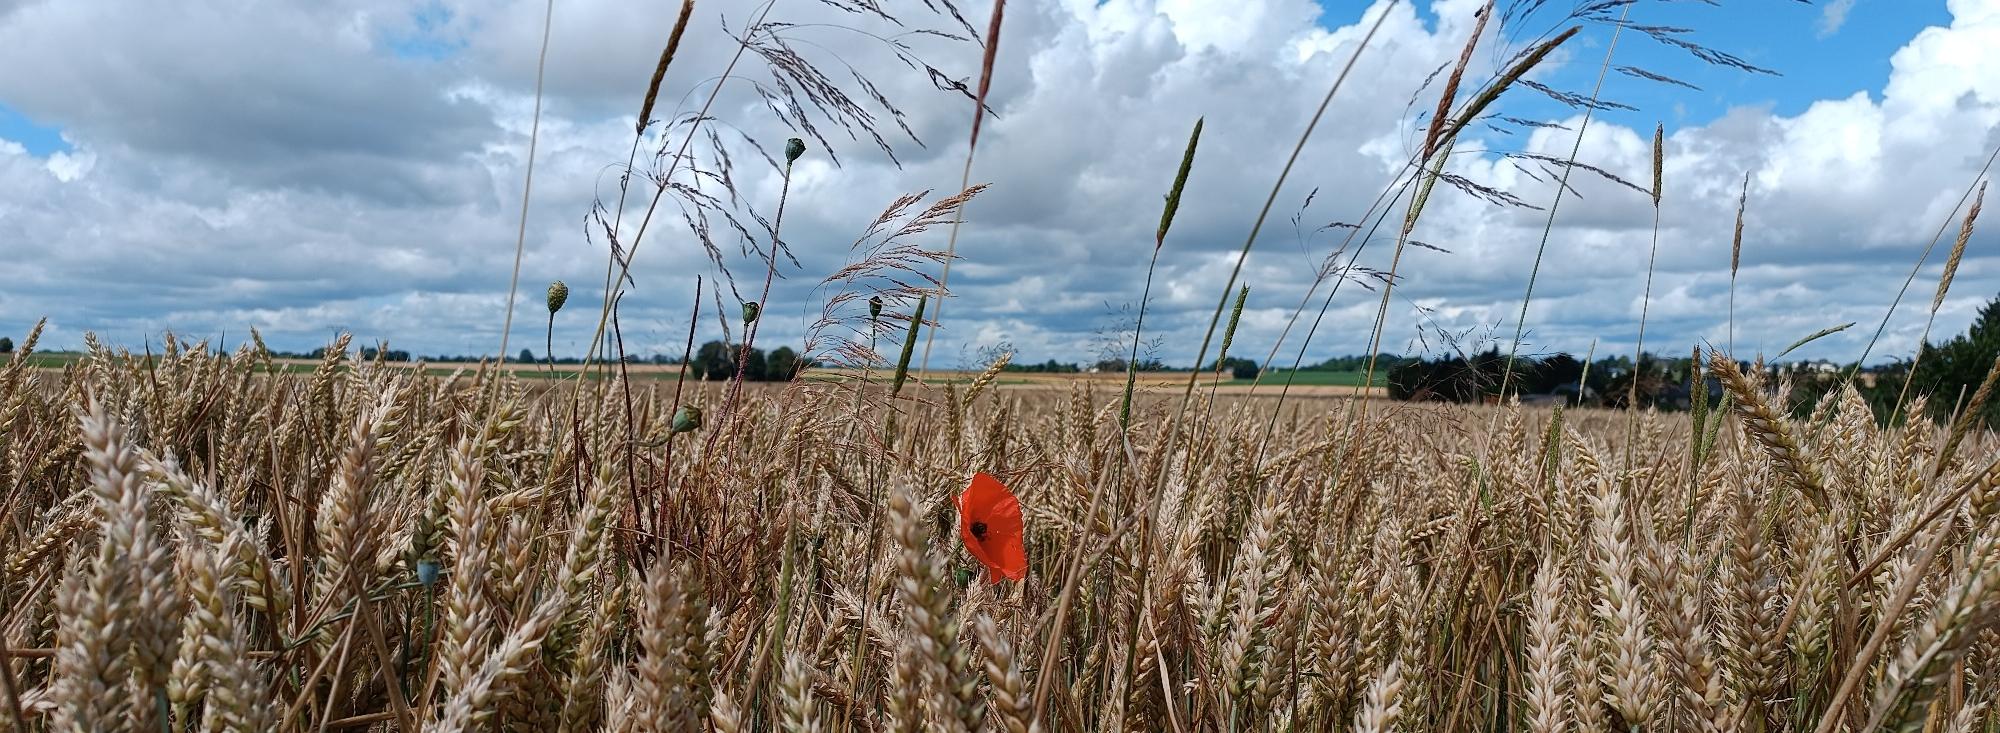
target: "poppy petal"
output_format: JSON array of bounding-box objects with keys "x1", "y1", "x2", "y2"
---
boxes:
[{"x1": 960, "y1": 471, "x2": 1029, "y2": 583}]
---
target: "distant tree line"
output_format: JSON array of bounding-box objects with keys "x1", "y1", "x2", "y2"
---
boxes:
[
  {"x1": 688, "y1": 341, "x2": 802, "y2": 382},
  {"x1": 1385, "y1": 348, "x2": 1687, "y2": 408},
  {"x1": 1380, "y1": 292, "x2": 2000, "y2": 429},
  {"x1": 261, "y1": 342, "x2": 814, "y2": 383}
]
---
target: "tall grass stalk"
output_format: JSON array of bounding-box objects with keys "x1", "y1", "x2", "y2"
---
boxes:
[
  {"x1": 917, "y1": 0, "x2": 1009, "y2": 379},
  {"x1": 1496, "y1": 8, "x2": 1633, "y2": 400},
  {"x1": 492, "y1": 0, "x2": 556, "y2": 377},
  {"x1": 1121, "y1": 117, "x2": 1204, "y2": 432},
  {"x1": 1626, "y1": 122, "x2": 1666, "y2": 465}
]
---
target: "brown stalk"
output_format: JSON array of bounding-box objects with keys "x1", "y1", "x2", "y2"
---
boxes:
[
  {"x1": 636, "y1": 0, "x2": 697, "y2": 134},
  {"x1": 916, "y1": 0, "x2": 1009, "y2": 377},
  {"x1": 1420, "y1": 1, "x2": 1492, "y2": 162}
]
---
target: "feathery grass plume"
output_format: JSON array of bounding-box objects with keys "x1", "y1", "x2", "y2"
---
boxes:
[
  {"x1": 1421, "y1": 1, "x2": 1490, "y2": 161},
  {"x1": 1933, "y1": 180, "x2": 1986, "y2": 313},
  {"x1": 1358, "y1": 135, "x2": 1453, "y2": 395},
  {"x1": 635, "y1": 0, "x2": 696, "y2": 133},
  {"x1": 1709, "y1": 352, "x2": 1830, "y2": 511},
  {"x1": 1495, "y1": 11, "x2": 1631, "y2": 398},
  {"x1": 916, "y1": 0, "x2": 1008, "y2": 377},
  {"x1": 1436, "y1": 26, "x2": 1580, "y2": 148},
  {"x1": 1625, "y1": 120, "x2": 1667, "y2": 465}
]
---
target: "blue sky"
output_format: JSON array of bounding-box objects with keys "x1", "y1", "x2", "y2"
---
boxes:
[
  {"x1": 1, "y1": 0, "x2": 1996, "y2": 367},
  {"x1": 1302, "y1": 0, "x2": 1957, "y2": 133},
  {"x1": 3, "y1": 2, "x2": 1935, "y2": 165},
  {"x1": 0, "y1": 102, "x2": 66, "y2": 155}
]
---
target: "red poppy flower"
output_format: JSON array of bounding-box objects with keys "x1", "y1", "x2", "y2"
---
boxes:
[{"x1": 959, "y1": 471, "x2": 1028, "y2": 583}]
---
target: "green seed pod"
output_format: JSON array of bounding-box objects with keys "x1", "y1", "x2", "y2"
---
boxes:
[
  {"x1": 546, "y1": 280, "x2": 569, "y2": 314},
  {"x1": 785, "y1": 138, "x2": 806, "y2": 164},
  {"x1": 869, "y1": 295, "x2": 883, "y2": 320},
  {"x1": 415, "y1": 560, "x2": 440, "y2": 588},
  {"x1": 671, "y1": 405, "x2": 702, "y2": 434},
  {"x1": 742, "y1": 301, "x2": 761, "y2": 325},
  {"x1": 890, "y1": 294, "x2": 927, "y2": 396}
]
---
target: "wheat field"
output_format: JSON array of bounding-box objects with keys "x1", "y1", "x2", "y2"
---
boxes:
[
  {"x1": 3, "y1": 319, "x2": 2000, "y2": 732},
  {"x1": 8, "y1": 0, "x2": 1999, "y2": 730}
]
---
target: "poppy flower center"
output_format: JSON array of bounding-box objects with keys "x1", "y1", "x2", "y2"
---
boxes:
[{"x1": 970, "y1": 521, "x2": 988, "y2": 540}]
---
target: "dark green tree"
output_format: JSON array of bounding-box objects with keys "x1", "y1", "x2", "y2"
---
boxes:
[
  {"x1": 694, "y1": 340, "x2": 734, "y2": 380},
  {"x1": 742, "y1": 346, "x2": 769, "y2": 381},
  {"x1": 768, "y1": 346, "x2": 800, "y2": 381},
  {"x1": 1524, "y1": 353, "x2": 1585, "y2": 395},
  {"x1": 519, "y1": 348, "x2": 535, "y2": 364},
  {"x1": 1205, "y1": 356, "x2": 1259, "y2": 380},
  {"x1": 1908, "y1": 292, "x2": 2000, "y2": 426},
  {"x1": 0, "y1": 337, "x2": 12, "y2": 353}
]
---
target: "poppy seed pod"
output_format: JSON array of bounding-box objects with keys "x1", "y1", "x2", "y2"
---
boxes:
[
  {"x1": 415, "y1": 559, "x2": 440, "y2": 588},
  {"x1": 742, "y1": 301, "x2": 761, "y2": 325},
  {"x1": 546, "y1": 280, "x2": 569, "y2": 314},
  {"x1": 785, "y1": 137, "x2": 806, "y2": 164},
  {"x1": 671, "y1": 405, "x2": 702, "y2": 434},
  {"x1": 868, "y1": 295, "x2": 883, "y2": 319}
]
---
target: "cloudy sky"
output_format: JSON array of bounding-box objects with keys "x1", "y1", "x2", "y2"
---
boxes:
[{"x1": 1, "y1": 0, "x2": 1995, "y2": 369}]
